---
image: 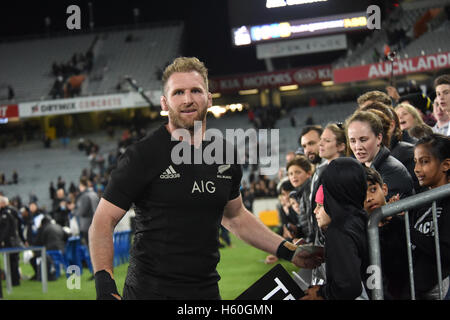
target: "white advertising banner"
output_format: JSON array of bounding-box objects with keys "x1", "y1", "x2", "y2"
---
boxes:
[
  {"x1": 256, "y1": 33, "x2": 347, "y2": 59},
  {"x1": 18, "y1": 91, "x2": 162, "y2": 118}
]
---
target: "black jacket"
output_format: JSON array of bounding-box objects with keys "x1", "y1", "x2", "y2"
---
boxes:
[
  {"x1": 317, "y1": 158, "x2": 370, "y2": 300},
  {"x1": 371, "y1": 146, "x2": 414, "y2": 199},
  {"x1": 402, "y1": 130, "x2": 418, "y2": 145},
  {"x1": 390, "y1": 137, "x2": 421, "y2": 193},
  {"x1": 0, "y1": 206, "x2": 23, "y2": 248},
  {"x1": 379, "y1": 216, "x2": 410, "y2": 299},
  {"x1": 302, "y1": 161, "x2": 328, "y2": 244},
  {"x1": 295, "y1": 178, "x2": 314, "y2": 241},
  {"x1": 410, "y1": 197, "x2": 450, "y2": 296},
  {"x1": 35, "y1": 217, "x2": 67, "y2": 252},
  {"x1": 51, "y1": 201, "x2": 71, "y2": 227}
]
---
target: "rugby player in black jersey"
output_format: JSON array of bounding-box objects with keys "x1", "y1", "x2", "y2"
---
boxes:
[{"x1": 89, "y1": 57, "x2": 323, "y2": 300}]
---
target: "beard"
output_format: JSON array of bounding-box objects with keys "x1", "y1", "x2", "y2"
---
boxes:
[
  {"x1": 168, "y1": 104, "x2": 208, "y2": 132},
  {"x1": 309, "y1": 152, "x2": 322, "y2": 165}
]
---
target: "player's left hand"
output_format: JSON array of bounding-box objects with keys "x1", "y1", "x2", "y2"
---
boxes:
[
  {"x1": 291, "y1": 245, "x2": 324, "y2": 269},
  {"x1": 300, "y1": 285, "x2": 324, "y2": 300}
]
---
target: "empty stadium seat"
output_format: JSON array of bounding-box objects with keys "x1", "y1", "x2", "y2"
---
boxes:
[
  {"x1": 47, "y1": 249, "x2": 69, "y2": 279},
  {"x1": 64, "y1": 236, "x2": 92, "y2": 275},
  {"x1": 64, "y1": 236, "x2": 83, "y2": 273},
  {"x1": 0, "y1": 23, "x2": 184, "y2": 104},
  {"x1": 113, "y1": 230, "x2": 132, "y2": 266}
]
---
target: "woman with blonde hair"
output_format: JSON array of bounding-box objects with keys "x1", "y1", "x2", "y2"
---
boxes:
[
  {"x1": 395, "y1": 102, "x2": 426, "y2": 131},
  {"x1": 319, "y1": 123, "x2": 347, "y2": 162}
]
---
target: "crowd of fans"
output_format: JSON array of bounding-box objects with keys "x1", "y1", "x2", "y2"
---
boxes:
[
  {"x1": 0, "y1": 125, "x2": 144, "y2": 294},
  {"x1": 1, "y1": 73, "x2": 449, "y2": 300},
  {"x1": 49, "y1": 36, "x2": 98, "y2": 99},
  {"x1": 263, "y1": 73, "x2": 450, "y2": 300}
]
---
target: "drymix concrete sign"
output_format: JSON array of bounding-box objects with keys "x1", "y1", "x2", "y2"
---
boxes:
[
  {"x1": 19, "y1": 94, "x2": 127, "y2": 118},
  {"x1": 333, "y1": 51, "x2": 450, "y2": 83},
  {"x1": 18, "y1": 91, "x2": 162, "y2": 118}
]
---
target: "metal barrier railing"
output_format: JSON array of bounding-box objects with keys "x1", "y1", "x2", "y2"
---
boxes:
[{"x1": 367, "y1": 183, "x2": 450, "y2": 300}]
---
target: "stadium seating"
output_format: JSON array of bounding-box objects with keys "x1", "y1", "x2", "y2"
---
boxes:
[
  {"x1": 334, "y1": 5, "x2": 447, "y2": 68},
  {"x1": 400, "y1": 20, "x2": 450, "y2": 58},
  {"x1": 64, "y1": 236, "x2": 83, "y2": 273},
  {"x1": 0, "y1": 22, "x2": 183, "y2": 104},
  {"x1": 113, "y1": 230, "x2": 132, "y2": 267},
  {"x1": 0, "y1": 134, "x2": 114, "y2": 210},
  {"x1": 0, "y1": 34, "x2": 95, "y2": 103},
  {"x1": 276, "y1": 102, "x2": 356, "y2": 168},
  {"x1": 86, "y1": 23, "x2": 183, "y2": 96},
  {"x1": 47, "y1": 249, "x2": 69, "y2": 279}
]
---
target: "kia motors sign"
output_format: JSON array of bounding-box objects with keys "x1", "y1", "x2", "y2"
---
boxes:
[
  {"x1": 334, "y1": 51, "x2": 450, "y2": 83},
  {"x1": 210, "y1": 65, "x2": 332, "y2": 93}
]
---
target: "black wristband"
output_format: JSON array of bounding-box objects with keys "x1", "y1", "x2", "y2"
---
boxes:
[
  {"x1": 94, "y1": 270, "x2": 120, "y2": 300},
  {"x1": 276, "y1": 240, "x2": 297, "y2": 261}
]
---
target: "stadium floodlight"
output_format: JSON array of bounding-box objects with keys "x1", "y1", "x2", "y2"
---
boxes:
[
  {"x1": 279, "y1": 84, "x2": 299, "y2": 91},
  {"x1": 238, "y1": 89, "x2": 259, "y2": 95},
  {"x1": 266, "y1": 0, "x2": 328, "y2": 8}
]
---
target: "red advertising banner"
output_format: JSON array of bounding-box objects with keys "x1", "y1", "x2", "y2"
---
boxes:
[
  {"x1": 210, "y1": 65, "x2": 332, "y2": 93},
  {"x1": 333, "y1": 51, "x2": 450, "y2": 84},
  {"x1": 0, "y1": 104, "x2": 19, "y2": 118}
]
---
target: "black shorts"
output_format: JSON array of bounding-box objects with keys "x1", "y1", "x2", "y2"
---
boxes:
[{"x1": 122, "y1": 283, "x2": 221, "y2": 300}]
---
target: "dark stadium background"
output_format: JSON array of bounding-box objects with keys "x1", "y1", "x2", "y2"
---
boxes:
[{"x1": 0, "y1": 0, "x2": 389, "y2": 76}]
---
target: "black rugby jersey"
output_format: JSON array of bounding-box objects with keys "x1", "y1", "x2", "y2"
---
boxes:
[
  {"x1": 103, "y1": 125, "x2": 242, "y2": 298},
  {"x1": 410, "y1": 197, "x2": 450, "y2": 293}
]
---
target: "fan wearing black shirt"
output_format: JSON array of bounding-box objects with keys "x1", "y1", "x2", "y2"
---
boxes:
[{"x1": 89, "y1": 57, "x2": 323, "y2": 300}]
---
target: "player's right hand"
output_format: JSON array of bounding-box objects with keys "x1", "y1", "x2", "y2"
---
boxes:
[{"x1": 94, "y1": 270, "x2": 122, "y2": 300}]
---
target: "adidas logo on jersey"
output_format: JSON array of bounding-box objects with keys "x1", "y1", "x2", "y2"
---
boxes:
[{"x1": 160, "y1": 165, "x2": 180, "y2": 179}]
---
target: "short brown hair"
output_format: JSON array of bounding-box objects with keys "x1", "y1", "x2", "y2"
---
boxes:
[
  {"x1": 357, "y1": 91, "x2": 392, "y2": 107},
  {"x1": 80, "y1": 176, "x2": 89, "y2": 187},
  {"x1": 286, "y1": 155, "x2": 313, "y2": 173},
  {"x1": 162, "y1": 57, "x2": 209, "y2": 94},
  {"x1": 366, "y1": 109, "x2": 392, "y2": 147},
  {"x1": 360, "y1": 101, "x2": 402, "y2": 143},
  {"x1": 299, "y1": 125, "x2": 323, "y2": 146},
  {"x1": 434, "y1": 74, "x2": 450, "y2": 88},
  {"x1": 408, "y1": 123, "x2": 433, "y2": 140},
  {"x1": 345, "y1": 110, "x2": 384, "y2": 138}
]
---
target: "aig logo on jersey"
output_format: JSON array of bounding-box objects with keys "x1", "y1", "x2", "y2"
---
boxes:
[
  {"x1": 192, "y1": 180, "x2": 216, "y2": 194},
  {"x1": 160, "y1": 165, "x2": 181, "y2": 179}
]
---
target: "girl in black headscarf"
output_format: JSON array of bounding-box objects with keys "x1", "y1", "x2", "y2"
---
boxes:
[{"x1": 302, "y1": 157, "x2": 370, "y2": 300}]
